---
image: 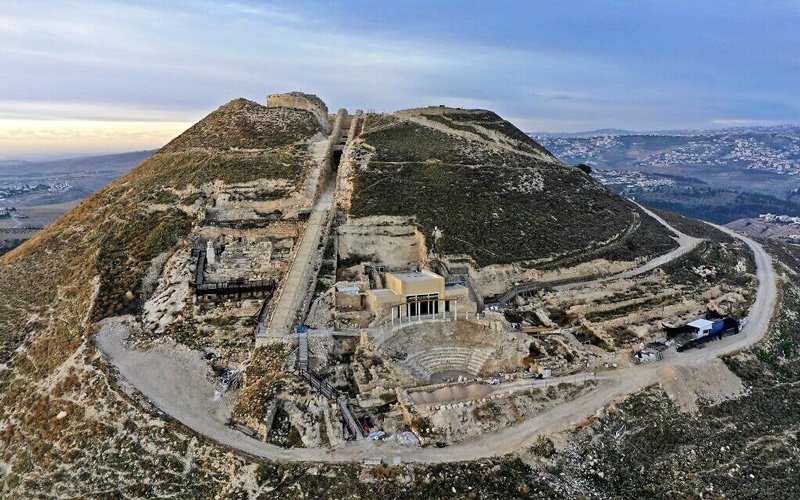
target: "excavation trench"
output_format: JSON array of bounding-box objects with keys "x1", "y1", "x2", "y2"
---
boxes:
[{"x1": 409, "y1": 382, "x2": 494, "y2": 406}]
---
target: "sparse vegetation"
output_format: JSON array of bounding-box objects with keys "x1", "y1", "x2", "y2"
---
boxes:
[
  {"x1": 161, "y1": 98, "x2": 321, "y2": 152},
  {"x1": 0, "y1": 96, "x2": 325, "y2": 496},
  {"x1": 439, "y1": 109, "x2": 553, "y2": 156},
  {"x1": 0, "y1": 95, "x2": 791, "y2": 499},
  {"x1": 653, "y1": 208, "x2": 735, "y2": 243},
  {"x1": 93, "y1": 208, "x2": 192, "y2": 319},
  {"x1": 353, "y1": 115, "x2": 678, "y2": 267},
  {"x1": 232, "y1": 344, "x2": 287, "y2": 422},
  {"x1": 660, "y1": 240, "x2": 755, "y2": 289},
  {"x1": 351, "y1": 160, "x2": 663, "y2": 266}
]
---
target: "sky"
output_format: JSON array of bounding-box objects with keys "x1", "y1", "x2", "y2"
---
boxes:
[{"x1": 1, "y1": 0, "x2": 799, "y2": 159}]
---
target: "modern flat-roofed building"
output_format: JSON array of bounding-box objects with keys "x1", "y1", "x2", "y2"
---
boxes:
[
  {"x1": 365, "y1": 270, "x2": 451, "y2": 317},
  {"x1": 365, "y1": 288, "x2": 399, "y2": 314},
  {"x1": 385, "y1": 271, "x2": 445, "y2": 315},
  {"x1": 687, "y1": 318, "x2": 714, "y2": 338},
  {"x1": 366, "y1": 270, "x2": 479, "y2": 320}
]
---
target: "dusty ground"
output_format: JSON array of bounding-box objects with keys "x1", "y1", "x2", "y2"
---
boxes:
[
  {"x1": 658, "y1": 358, "x2": 746, "y2": 413},
  {"x1": 93, "y1": 219, "x2": 776, "y2": 463},
  {"x1": 95, "y1": 317, "x2": 237, "y2": 426}
]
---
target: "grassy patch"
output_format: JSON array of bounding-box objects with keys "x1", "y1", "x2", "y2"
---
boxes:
[
  {"x1": 232, "y1": 344, "x2": 287, "y2": 422},
  {"x1": 161, "y1": 98, "x2": 321, "y2": 152},
  {"x1": 351, "y1": 160, "x2": 670, "y2": 266},
  {"x1": 131, "y1": 147, "x2": 308, "y2": 190},
  {"x1": 659, "y1": 240, "x2": 755, "y2": 290}
]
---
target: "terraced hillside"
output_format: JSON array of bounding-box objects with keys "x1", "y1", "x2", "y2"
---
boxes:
[
  {"x1": 350, "y1": 109, "x2": 677, "y2": 267},
  {"x1": 0, "y1": 98, "x2": 320, "y2": 335},
  {"x1": 0, "y1": 95, "x2": 774, "y2": 499},
  {"x1": 0, "y1": 98, "x2": 324, "y2": 495}
]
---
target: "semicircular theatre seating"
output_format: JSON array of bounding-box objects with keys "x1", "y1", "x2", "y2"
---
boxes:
[{"x1": 403, "y1": 346, "x2": 494, "y2": 381}]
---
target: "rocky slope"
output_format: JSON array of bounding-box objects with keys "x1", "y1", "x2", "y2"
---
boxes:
[
  {"x1": 0, "y1": 95, "x2": 786, "y2": 498},
  {"x1": 0, "y1": 98, "x2": 324, "y2": 496},
  {"x1": 348, "y1": 108, "x2": 677, "y2": 268}
]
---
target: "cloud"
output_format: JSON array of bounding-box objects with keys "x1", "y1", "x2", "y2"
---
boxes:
[
  {"x1": 223, "y1": 2, "x2": 301, "y2": 22},
  {"x1": 0, "y1": 100, "x2": 195, "y2": 122},
  {"x1": 0, "y1": 0, "x2": 798, "y2": 155}
]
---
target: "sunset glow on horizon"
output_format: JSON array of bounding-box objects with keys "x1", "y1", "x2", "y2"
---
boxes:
[
  {"x1": 2, "y1": 1, "x2": 798, "y2": 158},
  {"x1": 0, "y1": 119, "x2": 193, "y2": 159}
]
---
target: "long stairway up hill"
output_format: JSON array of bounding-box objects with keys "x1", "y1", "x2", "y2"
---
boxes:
[
  {"x1": 264, "y1": 180, "x2": 334, "y2": 336},
  {"x1": 260, "y1": 109, "x2": 352, "y2": 339}
]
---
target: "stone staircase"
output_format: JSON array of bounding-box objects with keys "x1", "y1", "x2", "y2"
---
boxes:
[
  {"x1": 265, "y1": 184, "x2": 334, "y2": 336},
  {"x1": 261, "y1": 110, "x2": 350, "y2": 340},
  {"x1": 337, "y1": 398, "x2": 364, "y2": 440},
  {"x1": 296, "y1": 347, "x2": 364, "y2": 440}
]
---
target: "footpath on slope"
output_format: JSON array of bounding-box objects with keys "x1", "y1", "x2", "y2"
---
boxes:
[
  {"x1": 94, "y1": 210, "x2": 777, "y2": 464},
  {"x1": 555, "y1": 204, "x2": 703, "y2": 292},
  {"x1": 490, "y1": 204, "x2": 703, "y2": 303}
]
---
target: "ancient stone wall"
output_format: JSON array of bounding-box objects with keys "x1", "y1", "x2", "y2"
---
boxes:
[
  {"x1": 267, "y1": 92, "x2": 331, "y2": 133},
  {"x1": 337, "y1": 215, "x2": 427, "y2": 269}
]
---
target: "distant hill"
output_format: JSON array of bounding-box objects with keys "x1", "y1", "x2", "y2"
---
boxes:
[
  {"x1": 0, "y1": 96, "x2": 332, "y2": 496},
  {"x1": 0, "y1": 150, "x2": 158, "y2": 255},
  {"x1": 531, "y1": 125, "x2": 800, "y2": 222},
  {"x1": 0, "y1": 150, "x2": 155, "y2": 177},
  {"x1": 350, "y1": 106, "x2": 677, "y2": 267},
  {"x1": 534, "y1": 124, "x2": 800, "y2": 138},
  {"x1": 531, "y1": 127, "x2": 800, "y2": 180},
  {"x1": 531, "y1": 128, "x2": 636, "y2": 138}
]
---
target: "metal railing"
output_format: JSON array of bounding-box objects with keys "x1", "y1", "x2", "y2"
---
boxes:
[
  {"x1": 371, "y1": 310, "x2": 484, "y2": 329},
  {"x1": 296, "y1": 352, "x2": 365, "y2": 440},
  {"x1": 195, "y1": 279, "x2": 275, "y2": 296},
  {"x1": 300, "y1": 369, "x2": 338, "y2": 400},
  {"x1": 338, "y1": 398, "x2": 366, "y2": 439},
  {"x1": 193, "y1": 249, "x2": 206, "y2": 285}
]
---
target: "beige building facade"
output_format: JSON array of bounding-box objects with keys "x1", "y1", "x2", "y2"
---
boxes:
[{"x1": 366, "y1": 270, "x2": 476, "y2": 319}]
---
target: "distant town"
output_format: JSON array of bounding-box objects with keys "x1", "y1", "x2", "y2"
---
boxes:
[
  {"x1": 758, "y1": 213, "x2": 800, "y2": 226},
  {"x1": 591, "y1": 169, "x2": 676, "y2": 192},
  {"x1": 535, "y1": 127, "x2": 800, "y2": 176},
  {"x1": 0, "y1": 181, "x2": 72, "y2": 203}
]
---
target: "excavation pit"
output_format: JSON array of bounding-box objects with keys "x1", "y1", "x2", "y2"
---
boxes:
[{"x1": 408, "y1": 382, "x2": 494, "y2": 406}]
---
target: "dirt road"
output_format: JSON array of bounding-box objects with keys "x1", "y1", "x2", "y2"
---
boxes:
[
  {"x1": 556, "y1": 203, "x2": 702, "y2": 291},
  {"x1": 493, "y1": 204, "x2": 702, "y2": 301},
  {"x1": 95, "y1": 215, "x2": 777, "y2": 464}
]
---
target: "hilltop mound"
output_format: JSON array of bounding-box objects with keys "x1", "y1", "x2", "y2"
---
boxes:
[
  {"x1": 0, "y1": 98, "x2": 321, "y2": 360},
  {"x1": 348, "y1": 109, "x2": 676, "y2": 267},
  {"x1": 0, "y1": 96, "x2": 333, "y2": 495},
  {"x1": 0, "y1": 94, "x2": 688, "y2": 496},
  {"x1": 395, "y1": 106, "x2": 555, "y2": 158},
  {"x1": 162, "y1": 98, "x2": 322, "y2": 152}
]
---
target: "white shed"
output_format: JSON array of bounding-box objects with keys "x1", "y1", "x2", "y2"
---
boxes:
[{"x1": 687, "y1": 319, "x2": 714, "y2": 339}]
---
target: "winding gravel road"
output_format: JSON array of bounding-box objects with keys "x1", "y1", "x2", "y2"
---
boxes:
[
  {"x1": 95, "y1": 211, "x2": 777, "y2": 463},
  {"x1": 557, "y1": 204, "x2": 703, "y2": 290}
]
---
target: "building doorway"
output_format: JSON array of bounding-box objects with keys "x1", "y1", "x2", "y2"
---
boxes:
[{"x1": 406, "y1": 293, "x2": 439, "y2": 316}]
